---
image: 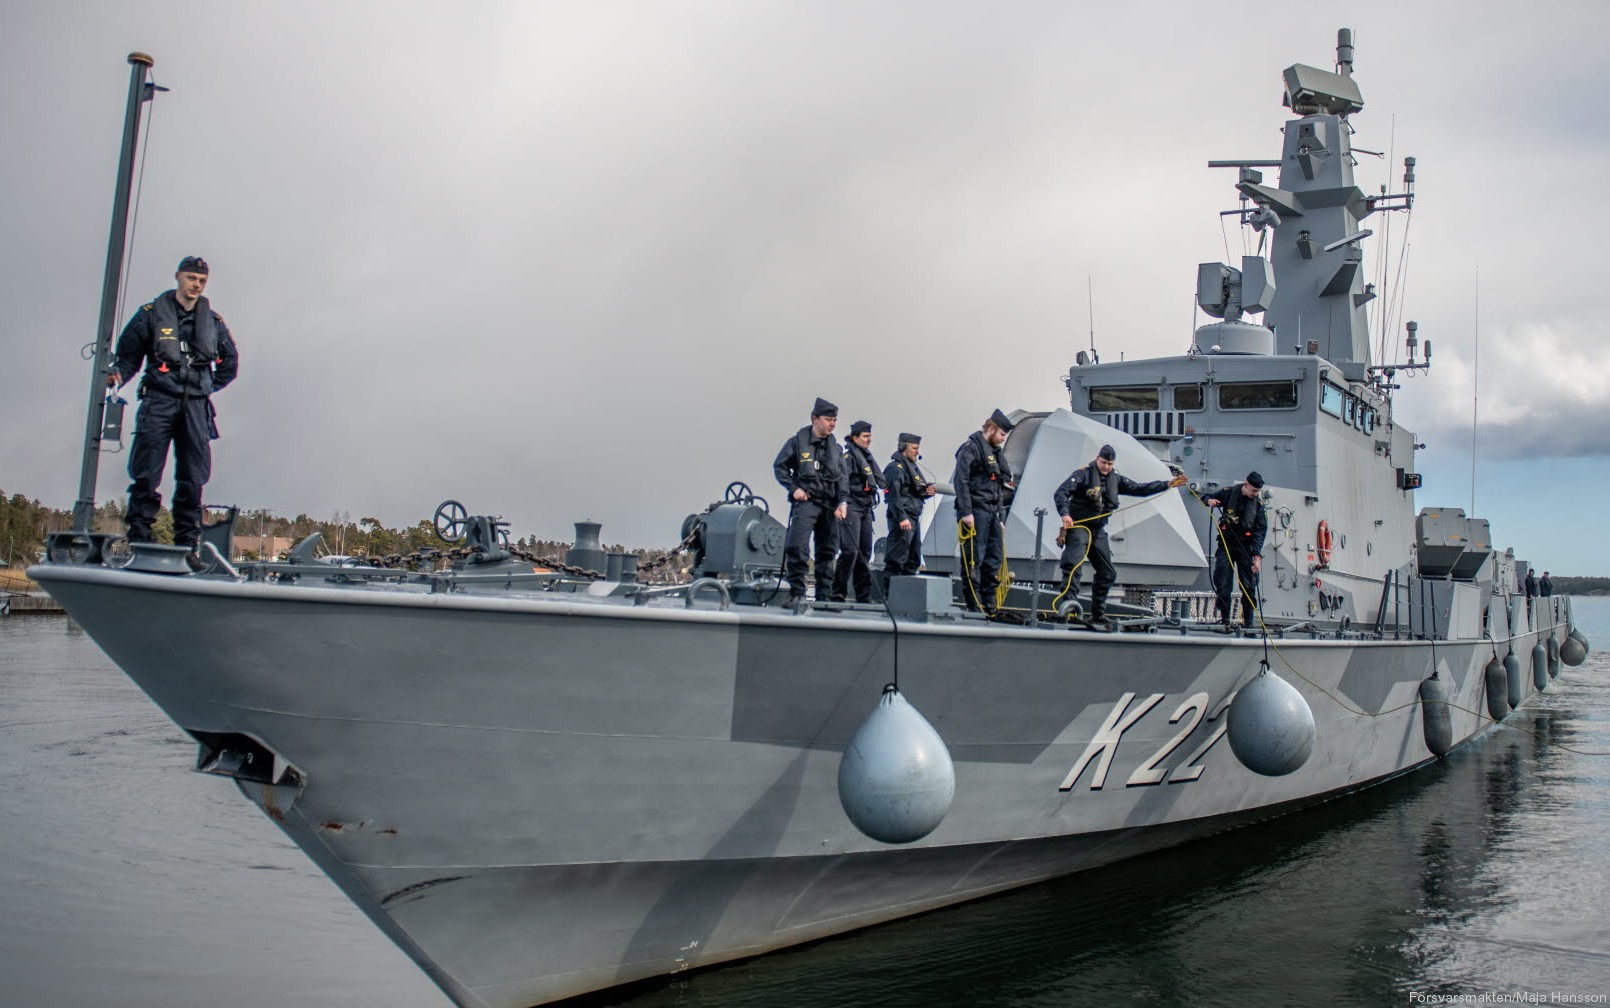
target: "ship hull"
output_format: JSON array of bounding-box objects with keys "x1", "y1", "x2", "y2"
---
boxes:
[{"x1": 33, "y1": 565, "x2": 1564, "y2": 1008}]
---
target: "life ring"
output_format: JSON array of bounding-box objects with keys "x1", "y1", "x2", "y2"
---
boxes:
[{"x1": 1316, "y1": 520, "x2": 1334, "y2": 566}]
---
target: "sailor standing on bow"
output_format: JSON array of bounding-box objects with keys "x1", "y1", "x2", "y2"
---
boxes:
[
  {"x1": 882, "y1": 433, "x2": 935, "y2": 577},
  {"x1": 953, "y1": 409, "x2": 1016, "y2": 614},
  {"x1": 830, "y1": 420, "x2": 885, "y2": 603},
  {"x1": 111, "y1": 255, "x2": 239, "y2": 557},
  {"x1": 773, "y1": 398, "x2": 849, "y2": 602},
  {"x1": 1203, "y1": 472, "x2": 1268, "y2": 628}
]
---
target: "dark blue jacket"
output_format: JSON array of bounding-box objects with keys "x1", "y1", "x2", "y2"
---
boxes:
[
  {"x1": 841, "y1": 440, "x2": 886, "y2": 508},
  {"x1": 953, "y1": 432, "x2": 1013, "y2": 517},
  {"x1": 1213, "y1": 483, "x2": 1268, "y2": 558},
  {"x1": 883, "y1": 454, "x2": 930, "y2": 521},
  {"x1": 1054, "y1": 462, "x2": 1174, "y2": 533},
  {"x1": 773, "y1": 427, "x2": 849, "y2": 506},
  {"x1": 114, "y1": 290, "x2": 239, "y2": 398}
]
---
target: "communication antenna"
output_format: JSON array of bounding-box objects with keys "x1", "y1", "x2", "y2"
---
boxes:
[
  {"x1": 1086, "y1": 276, "x2": 1099, "y2": 364},
  {"x1": 1470, "y1": 268, "x2": 1479, "y2": 515}
]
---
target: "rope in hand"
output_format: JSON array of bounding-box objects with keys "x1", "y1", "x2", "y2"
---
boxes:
[{"x1": 1182, "y1": 486, "x2": 1608, "y2": 756}]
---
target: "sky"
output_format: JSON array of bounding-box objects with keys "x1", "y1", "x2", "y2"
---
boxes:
[{"x1": 2, "y1": 1, "x2": 1606, "y2": 574}]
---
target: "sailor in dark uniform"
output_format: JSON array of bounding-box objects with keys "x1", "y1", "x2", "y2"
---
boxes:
[
  {"x1": 773, "y1": 398, "x2": 849, "y2": 601},
  {"x1": 882, "y1": 433, "x2": 935, "y2": 577},
  {"x1": 111, "y1": 255, "x2": 239, "y2": 554},
  {"x1": 1203, "y1": 471, "x2": 1269, "y2": 627},
  {"x1": 1053, "y1": 444, "x2": 1187, "y2": 625},
  {"x1": 1524, "y1": 569, "x2": 1538, "y2": 614},
  {"x1": 831, "y1": 420, "x2": 885, "y2": 603},
  {"x1": 953, "y1": 409, "x2": 1015, "y2": 613},
  {"x1": 1540, "y1": 571, "x2": 1553, "y2": 598}
]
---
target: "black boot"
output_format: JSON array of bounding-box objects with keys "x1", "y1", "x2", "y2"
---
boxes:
[{"x1": 182, "y1": 538, "x2": 209, "y2": 573}]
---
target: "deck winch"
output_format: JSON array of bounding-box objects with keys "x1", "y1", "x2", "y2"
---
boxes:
[{"x1": 683, "y1": 482, "x2": 785, "y2": 580}]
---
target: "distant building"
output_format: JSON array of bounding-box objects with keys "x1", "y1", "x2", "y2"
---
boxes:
[{"x1": 233, "y1": 534, "x2": 297, "y2": 561}]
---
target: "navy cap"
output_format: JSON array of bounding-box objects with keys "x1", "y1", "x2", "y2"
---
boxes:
[
  {"x1": 898, "y1": 432, "x2": 921, "y2": 446},
  {"x1": 177, "y1": 255, "x2": 209, "y2": 275},
  {"x1": 988, "y1": 409, "x2": 1014, "y2": 433},
  {"x1": 811, "y1": 397, "x2": 838, "y2": 418},
  {"x1": 1097, "y1": 444, "x2": 1116, "y2": 461},
  {"x1": 1246, "y1": 470, "x2": 1265, "y2": 488},
  {"x1": 849, "y1": 420, "x2": 872, "y2": 436}
]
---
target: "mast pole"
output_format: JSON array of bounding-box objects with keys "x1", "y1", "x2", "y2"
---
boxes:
[{"x1": 72, "y1": 52, "x2": 157, "y2": 532}]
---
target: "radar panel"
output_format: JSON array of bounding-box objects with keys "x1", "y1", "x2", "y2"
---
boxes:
[{"x1": 1282, "y1": 63, "x2": 1363, "y2": 117}]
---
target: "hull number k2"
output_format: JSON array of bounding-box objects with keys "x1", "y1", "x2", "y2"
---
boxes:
[{"x1": 1057, "y1": 691, "x2": 1231, "y2": 791}]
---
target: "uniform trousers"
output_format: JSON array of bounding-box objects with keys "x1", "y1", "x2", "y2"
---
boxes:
[
  {"x1": 127, "y1": 392, "x2": 215, "y2": 545},
  {"x1": 1212, "y1": 548, "x2": 1259, "y2": 624},
  {"x1": 884, "y1": 515, "x2": 923, "y2": 576},
  {"x1": 831, "y1": 501, "x2": 875, "y2": 602},
  {"x1": 784, "y1": 498, "x2": 839, "y2": 599},
  {"x1": 963, "y1": 508, "x2": 1006, "y2": 611},
  {"x1": 1060, "y1": 525, "x2": 1117, "y2": 616}
]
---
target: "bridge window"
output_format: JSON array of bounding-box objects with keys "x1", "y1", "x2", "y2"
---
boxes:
[
  {"x1": 1089, "y1": 386, "x2": 1160, "y2": 411},
  {"x1": 1173, "y1": 384, "x2": 1204, "y2": 410},
  {"x1": 1320, "y1": 383, "x2": 1344, "y2": 417},
  {"x1": 1219, "y1": 381, "x2": 1299, "y2": 410}
]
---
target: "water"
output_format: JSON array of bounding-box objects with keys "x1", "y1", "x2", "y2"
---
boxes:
[{"x1": 3, "y1": 602, "x2": 1607, "y2": 1008}]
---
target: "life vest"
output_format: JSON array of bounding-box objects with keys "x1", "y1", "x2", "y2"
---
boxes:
[
  {"x1": 891, "y1": 454, "x2": 929, "y2": 496},
  {"x1": 968, "y1": 432, "x2": 1007, "y2": 481},
  {"x1": 1067, "y1": 462, "x2": 1121, "y2": 517},
  {"x1": 844, "y1": 441, "x2": 887, "y2": 494},
  {"x1": 791, "y1": 427, "x2": 844, "y2": 498},
  {"x1": 148, "y1": 292, "x2": 218, "y2": 371},
  {"x1": 1218, "y1": 487, "x2": 1264, "y2": 553}
]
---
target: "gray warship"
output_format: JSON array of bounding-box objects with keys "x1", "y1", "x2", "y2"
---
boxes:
[{"x1": 32, "y1": 30, "x2": 1594, "y2": 1008}]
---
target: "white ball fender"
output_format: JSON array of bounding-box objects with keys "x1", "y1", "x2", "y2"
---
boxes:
[
  {"x1": 1227, "y1": 663, "x2": 1315, "y2": 777},
  {"x1": 838, "y1": 685, "x2": 956, "y2": 844}
]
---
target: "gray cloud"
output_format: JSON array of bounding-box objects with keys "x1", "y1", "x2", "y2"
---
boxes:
[{"x1": 4, "y1": 2, "x2": 1608, "y2": 569}]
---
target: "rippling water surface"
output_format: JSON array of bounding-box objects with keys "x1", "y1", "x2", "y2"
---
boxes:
[{"x1": 3, "y1": 599, "x2": 1607, "y2": 1008}]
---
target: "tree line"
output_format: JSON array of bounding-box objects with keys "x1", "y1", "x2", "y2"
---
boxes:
[{"x1": 1548, "y1": 576, "x2": 1610, "y2": 596}]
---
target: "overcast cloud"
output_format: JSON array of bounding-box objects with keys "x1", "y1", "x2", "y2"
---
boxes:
[{"x1": 3, "y1": 1, "x2": 1606, "y2": 572}]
